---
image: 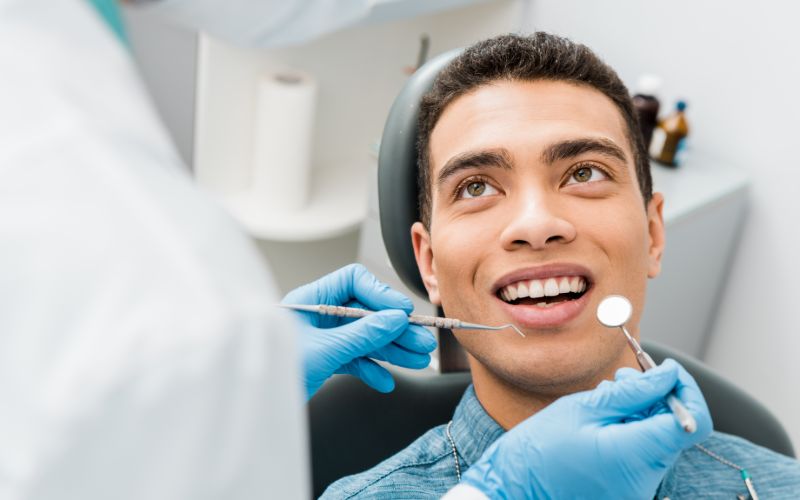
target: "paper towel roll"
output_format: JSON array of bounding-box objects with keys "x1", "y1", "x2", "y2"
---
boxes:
[{"x1": 251, "y1": 71, "x2": 318, "y2": 212}]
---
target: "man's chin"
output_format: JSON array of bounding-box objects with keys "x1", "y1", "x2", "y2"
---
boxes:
[{"x1": 466, "y1": 344, "x2": 623, "y2": 397}]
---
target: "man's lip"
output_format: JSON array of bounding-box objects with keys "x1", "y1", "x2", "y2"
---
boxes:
[
  {"x1": 491, "y1": 263, "x2": 594, "y2": 294},
  {"x1": 495, "y1": 286, "x2": 593, "y2": 329}
]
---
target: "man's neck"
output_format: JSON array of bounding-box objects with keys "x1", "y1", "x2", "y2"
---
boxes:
[{"x1": 469, "y1": 351, "x2": 638, "y2": 430}]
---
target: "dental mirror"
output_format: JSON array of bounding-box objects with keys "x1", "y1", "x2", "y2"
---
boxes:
[
  {"x1": 595, "y1": 294, "x2": 698, "y2": 434},
  {"x1": 596, "y1": 295, "x2": 633, "y2": 328}
]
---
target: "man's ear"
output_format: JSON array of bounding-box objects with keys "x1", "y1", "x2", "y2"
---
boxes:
[
  {"x1": 646, "y1": 192, "x2": 666, "y2": 279},
  {"x1": 411, "y1": 222, "x2": 441, "y2": 305}
]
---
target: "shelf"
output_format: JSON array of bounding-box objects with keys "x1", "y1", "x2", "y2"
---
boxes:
[
  {"x1": 651, "y1": 151, "x2": 749, "y2": 225},
  {"x1": 218, "y1": 162, "x2": 369, "y2": 242}
]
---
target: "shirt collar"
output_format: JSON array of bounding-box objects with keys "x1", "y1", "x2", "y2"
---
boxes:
[{"x1": 450, "y1": 385, "x2": 506, "y2": 467}]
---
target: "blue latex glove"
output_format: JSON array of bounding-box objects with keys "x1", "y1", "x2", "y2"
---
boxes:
[
  {"x1": 462, "y1": 359, "x2": 713, "y2": 499},
  {"x1": 282, "y1": 264, "x2": 437, "y2": 399}
]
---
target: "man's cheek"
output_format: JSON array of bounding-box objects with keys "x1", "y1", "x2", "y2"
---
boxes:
[
  {"x1": 593, "y1": 211, "x2": 648, "y2": 256},
  {"x1": 434, "y1": 255, "x2": 483, "y2": 317}
]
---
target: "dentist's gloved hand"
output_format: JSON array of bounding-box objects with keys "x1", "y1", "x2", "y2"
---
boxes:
[
  {"x1": 458, "y1": 359, "x2": 712, "y2": 500},
  {"x1": 282, "y1": 264, "x2": 437, "y2": 400}
]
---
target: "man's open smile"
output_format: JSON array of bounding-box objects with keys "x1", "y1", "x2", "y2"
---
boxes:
[{"x1": 491, "y1": 263, "x2": 594, "y2": 330}]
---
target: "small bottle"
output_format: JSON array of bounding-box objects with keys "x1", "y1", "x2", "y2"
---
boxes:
[
  {"x1": 650, "y1": 101, "x2": 689, "y2": 167},
  {"x1": 632, "y1": 75, "x2": 661, "y2": 150}
]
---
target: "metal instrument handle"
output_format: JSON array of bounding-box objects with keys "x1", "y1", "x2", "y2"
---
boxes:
[
  {"x1": 636, "y1": 350, "x2": 657, "y2": 371},
  {"x1": 318, "y1": 304, "x2": 371, "y2": 319},
  {"x1": 409, "y1": 314, "x2": 460, "y2": 330},
  {"x1": 666, "y1": 394, "x2": 698, "y2": 433},
  {"x1": 635, "y1": 343, "x2": 697, "y2": 433}
]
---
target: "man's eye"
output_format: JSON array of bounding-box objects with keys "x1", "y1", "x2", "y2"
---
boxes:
[
  {"x1": 459, "y1": 180, "x2": 499, "y2": 199},
  {"x1": 566, "y1": 165, "x2": 608, "y2": 185}
]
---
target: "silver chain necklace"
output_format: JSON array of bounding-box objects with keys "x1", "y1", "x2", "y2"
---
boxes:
[
  {"x1": 445, "y1": 421, "x2": 462, "y2": 482},
  {"x1": 444, "y1": 420, "x2": 759, "y2": 499}
]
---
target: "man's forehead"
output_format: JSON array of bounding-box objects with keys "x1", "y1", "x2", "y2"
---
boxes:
[{"x1": 429, "y1": 79, "x2": 632, "y2": 174}]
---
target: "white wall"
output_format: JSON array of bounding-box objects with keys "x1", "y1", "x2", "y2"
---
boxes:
[{"x1": 525, "y1": 0, "x2": 800, "y2": 448}]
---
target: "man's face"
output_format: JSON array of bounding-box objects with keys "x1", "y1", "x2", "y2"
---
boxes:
[{"x1": 411, "y1": 80, "x2": 665, "y2": 395}]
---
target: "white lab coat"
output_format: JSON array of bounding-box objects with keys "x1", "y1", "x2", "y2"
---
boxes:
[
  {"x1": 0, "y1": 0, "x2": 488, "y2": 498},
  {"x1": 0, "y1": 0, "x2": 312, "y2": 498}
]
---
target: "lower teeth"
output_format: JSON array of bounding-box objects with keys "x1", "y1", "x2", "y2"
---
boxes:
[{"x1": 502, "y1": 292, "x2": 584, "y2": 307}]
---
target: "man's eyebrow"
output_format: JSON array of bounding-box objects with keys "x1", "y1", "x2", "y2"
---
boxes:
[
  {"x1": 540, "y1": 137, "x2": 628, "y2": 165},
  {"x1": 436, "y1": 149, "x2": 513, "y2": 187}
]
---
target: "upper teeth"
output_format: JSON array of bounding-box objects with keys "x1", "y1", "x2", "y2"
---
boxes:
[{"x1": 499, "y1": 276, "x2": 586, "y2": 302}]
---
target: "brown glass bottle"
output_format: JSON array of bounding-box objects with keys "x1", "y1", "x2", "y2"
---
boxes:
[
  {"x1": 633, "y1": 93, "x2": 660, "y2": 150},
  {"x1": 650, "y1": 101, "x2": 689, "y2": 167},
  {"x1": 632, "y1": 75, "x2": 661, "y2": 149}
]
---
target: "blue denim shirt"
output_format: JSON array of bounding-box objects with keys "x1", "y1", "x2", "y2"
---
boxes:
[{"x1": 323, "y1": 386, "x2": 800, "y2": 499}]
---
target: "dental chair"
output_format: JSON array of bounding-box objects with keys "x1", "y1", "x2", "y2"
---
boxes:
[{"x1": 308, "y1": 50, "x2": 796, "y2": 497}]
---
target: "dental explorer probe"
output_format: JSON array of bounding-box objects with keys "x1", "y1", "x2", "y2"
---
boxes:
[
  {"x1": 596, "y1": 295, "x2": 697, "y2": 434},
  {"x1": 280, "y1": 304, "x2": 525, "y2": 337}
]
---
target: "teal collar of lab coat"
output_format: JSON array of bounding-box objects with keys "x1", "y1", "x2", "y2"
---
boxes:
[{"x1": 86, "y1": 0, "x2": 129, "y2": 45}]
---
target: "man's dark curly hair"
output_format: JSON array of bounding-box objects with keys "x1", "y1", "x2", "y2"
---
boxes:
[{"x1": 416, "y1": 32, "x2": 651, "y2": 229}]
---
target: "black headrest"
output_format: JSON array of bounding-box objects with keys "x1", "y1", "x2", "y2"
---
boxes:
[{"x1": 377, "y1": 49, "x2": 461, "y2": 300}]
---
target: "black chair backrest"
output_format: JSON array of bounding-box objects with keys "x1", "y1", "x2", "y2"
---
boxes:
[
  {"x1": 378, "y1": 49, "x2": 461, "y2": 299},
  {"x1": 309, "y1": 341, "x2": 795, "y2": 497},
  {"x1": 309, "y1": 371, "x2": 470, "y2": 497}
]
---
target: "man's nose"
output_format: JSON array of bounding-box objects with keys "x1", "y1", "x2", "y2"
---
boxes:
[{"x1": 499, "y1": 192, "x2": 577, "y2": 251}]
